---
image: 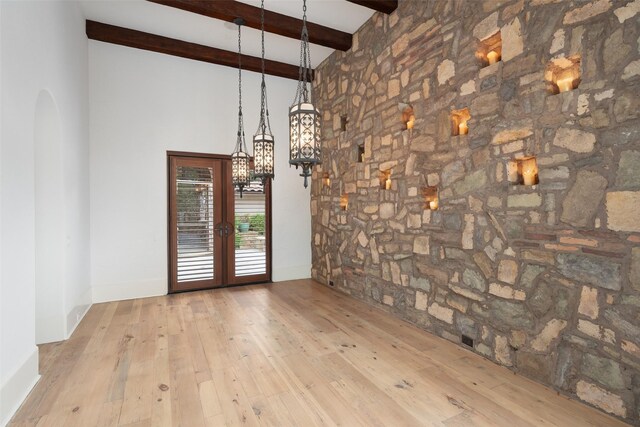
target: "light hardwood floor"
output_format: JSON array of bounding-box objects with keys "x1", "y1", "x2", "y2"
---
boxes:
[{"x1": 10, "y1": 279, "x2": 628, "y2": 427}]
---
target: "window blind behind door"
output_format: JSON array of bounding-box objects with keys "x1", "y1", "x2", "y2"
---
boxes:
[{"x1": 176, "y1": 166, "x2": 215, "y2": 282}]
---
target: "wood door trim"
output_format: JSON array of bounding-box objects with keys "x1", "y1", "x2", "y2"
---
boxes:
[
  {"x1": 167, "y1": 150, "x2": 231, "y2": 160},
  {"x1": 222, "y1": 158, "x2": 234, "y2": 286},
  {"x1": 167, "y1": 152, "x2": 272, "y2": 293},
  {"x1": 168, "y1": 154, "x2": 224, "y2": 293},
  {"x1": 168, "y1": 155, "x2": 173, "y2": 292},
  {"x1": 230, "y1": 177, "x2": 272, "y2": 285}
]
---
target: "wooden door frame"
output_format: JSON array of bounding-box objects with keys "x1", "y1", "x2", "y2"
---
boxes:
[
  {"x1": 167, "y1": 153, "x2": 229, "y2": 293},
  {"x1": 229, "y1": 177, "x2": 272, "y2": 286},
  {"x1": 167, "y1": 151, "x2": 272, "y2": 293}
]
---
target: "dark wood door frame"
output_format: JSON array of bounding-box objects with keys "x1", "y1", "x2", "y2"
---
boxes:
[
  {"x1": 230, "y1": 176, "x2": 272, "y2": 286},
  {"x1": 167, "y1": 153, "x2": 228, "y2": 293},
  {"x1": 167, "y1": 151, "x2": 272, "y2": 293}
]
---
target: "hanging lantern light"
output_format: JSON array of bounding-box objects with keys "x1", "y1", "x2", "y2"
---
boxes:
[
  {"x1": 231, "y1": 18, "x2": 251, "y2": 198},
  {"x1": 289, "y1": 0, "x2": 321, "y2": 188},
  {"x1": 253, "y1": 0, "x2": 275, "y2": 186}
]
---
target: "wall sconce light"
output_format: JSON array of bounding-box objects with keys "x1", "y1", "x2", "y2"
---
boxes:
[
  {"x1": 423, "y1": 186, "x2": 439, "y2": 210},
  {"x1": 400, "y1": 103, "x2": 415, "y2": 130},
  {"x1": 322, "y1": 172, "x2": 331, "y2": 188},
  {"x1": 545, "y1": 55, "x2": 581, "y2": 94},
  {"x1": 380, "y1": 169, "x2": 392, "y2": 190},
  {"x1": 508, "y1": 156, "x2": 539, "y2": 186},
  {"x1": 451, "y1": 108, "x2": 471, "y2": 136},
  {"x1": 476, "y1": 31, "x2": 502, "y2": 67},
  {"x1": 487, "y1": 50, "x2": 500, "y2": 65},
  {"x1": 340, "y1": 193, "x2": 349, "y2": 211}
]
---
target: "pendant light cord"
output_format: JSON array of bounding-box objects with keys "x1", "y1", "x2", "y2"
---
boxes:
[
  {"x1": 294, "y1": 0, "x2": 312, "y2": 104},
  {"x1": 257, "y1": 0, "x2": 272, "y2": 135},
  {"x1": 260, "y1": 0, "x2": 265, "y2": 79},
  {"x1": 236, "y1": 21, "x2": 247, "y2": 153},
  {"x1": 237, "y1": 22, "x2": 242, "y2": 133}
]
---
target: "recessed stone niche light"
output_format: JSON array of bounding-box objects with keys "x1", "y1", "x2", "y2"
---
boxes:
[
  {"x1": 322, "y1": 172, "x2": 331, "y2": 188},
  {"x1": 340, "y1": 115, "x2": 348, "y2": 132},
  {"x1": 451, "y1": 108, "x2": 471, "y2": 136},
  {"x1": 423, "y1": 186, "x2": 439, "y2": 210},
  {"x1": 380, "y1": 169, "x2": 392, "y2": 190},
  {"x1": 357, "y1": 144, "x2": 365, "y2": 163},
  {"x1": 340, "y1": 193, "x2": 349, "y2": 211},
  {"x1": 400, "y1": 104, "x2": 415, "y2": 130},
  {"x1": 477, "y1": 31, "x2": 502, "y2": 67},
  {"x1": 545, "y1": 55, "x2": 581, "y2": 94},
  {"x1": 508, "y1": 156, "x2": 539, "y2": 186}
]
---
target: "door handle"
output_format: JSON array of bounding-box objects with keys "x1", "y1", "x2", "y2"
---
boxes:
[
  {"x1": 224, "y1": 222, "x2": 234, "y2": 237},
  {"x1": 215, "y1": 223, "x2": 235, "y2": 238}
]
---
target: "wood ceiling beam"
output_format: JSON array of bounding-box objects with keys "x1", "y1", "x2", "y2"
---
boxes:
[
  {"x1": 346, "y1": 0, "x2": 398, "y2": 14},
  {"x1": 147, "y1": 0, "x2": 352, "y2": 51},
  {"x1": 86, "y1": 20, "x2": 313, "y2": 81}
]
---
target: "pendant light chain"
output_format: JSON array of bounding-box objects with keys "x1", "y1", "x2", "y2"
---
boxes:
[
  {"x1": 294, "y1": 0, "x2": 312, "y2": 105},
  {"x1": 257, "y1": 0, "x2": 271, "y2": 136},
  {"x1": 253, "y1": 0, "x2": 275, "y2": 185},
  {"x1": 238, "y1": 22, "x2": 241, "y2": 114},
  {"x1": 303, "y1": 0, "x2": 312, "y2": 102},
  {"x1": 232, "y1": 18, "x2": 251, "y2": 197},
  {"x1": 236, "y1": 23, "x2": 245, "y2": 149},
  {"x1": 288, "y1": 0, "x2": 321, "y2": 188},
  {"x1": 261, "y1": 1, "x2": 265, "y2": 76}
]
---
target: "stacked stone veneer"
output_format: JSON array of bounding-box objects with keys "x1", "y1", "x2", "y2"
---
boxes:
[{"x1": 310, "y1": 0, "x2": 640, "y2": 424}]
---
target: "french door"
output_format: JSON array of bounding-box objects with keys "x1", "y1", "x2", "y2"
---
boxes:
[{"x1": 168, "y1": 152, "x2": 271, "y2": 293}]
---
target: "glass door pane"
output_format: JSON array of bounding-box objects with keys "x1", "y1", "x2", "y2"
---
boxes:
[
  {"x1": 233, "y1": 179, "x2": 270, "y2": 283},
  {"x1": 176, "y1": 165, "x2": 215, "y2": 282}
]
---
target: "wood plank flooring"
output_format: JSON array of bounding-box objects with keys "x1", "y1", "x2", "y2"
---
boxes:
[{"x1": 9, "y1": 279, "x2": 628, "y2": 426}]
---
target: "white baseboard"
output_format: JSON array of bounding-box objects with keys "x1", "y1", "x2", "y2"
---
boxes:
[
  {"x1": 65, "y1": 285, "x2": 93, "y2": 337},
  {"x1": 66, "y1": 302, "x2": 91, "y2": 339},
  {"x1": 91, "y1": 278, "x2": 166, "y2": 303},
  {"x1": 272, "y1": 264, "x2": 311, "y2": 282},
  {"x1": 92, "y1": 271, "x2": 311, "y2": 303},
  {"x1": 0, "y1": 347, "x2": 40, "y2": 427}
]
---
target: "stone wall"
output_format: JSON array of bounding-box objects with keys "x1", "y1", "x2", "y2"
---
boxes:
[{"x1": 310, "y1": 0, "x2": 640, "y2": 424}]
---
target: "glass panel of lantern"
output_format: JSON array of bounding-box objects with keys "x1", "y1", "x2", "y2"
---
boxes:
[
  {"x1": 232, "y1": 150, "x2": 251, "y2": 189},
  {"x1": 253, "y1": 132, "x2": 274, "y2": 179},
  {"x1": 289, "y1": 102, "x2": 321, "y2": 167}
]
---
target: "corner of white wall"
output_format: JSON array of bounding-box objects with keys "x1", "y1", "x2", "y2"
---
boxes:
[{"x1": 66, "y1": 285, "x2": 92, "y2": 338}]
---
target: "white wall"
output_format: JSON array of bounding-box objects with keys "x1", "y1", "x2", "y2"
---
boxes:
[
  {"x1": 0, "y1": 1, "x2": 90, "y2": 424},
  {"x1": 89, "y1": 41, "x2": 311, "y2": 302},
  {"x1": 34, "y1": 90, "x2": 66, "y2": 344},
  {"x1": 0, "y1": 0, "x2": 4, "y2": 420}
]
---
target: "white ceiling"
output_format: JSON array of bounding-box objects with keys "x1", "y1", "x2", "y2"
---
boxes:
[{"x1": 80, "y1": 0, "x2": 375, "y2": 69}]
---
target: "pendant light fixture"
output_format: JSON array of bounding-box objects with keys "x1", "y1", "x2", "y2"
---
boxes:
[
  {"x1": 231, "y1": 18, "x2": 251, "y2": 198},
  {"x1": 289, "y1": 0, "x2": 321, "y2": 188},
  {"x1": 253, "y1": 0, "x2": 275, "y2": 185}
]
